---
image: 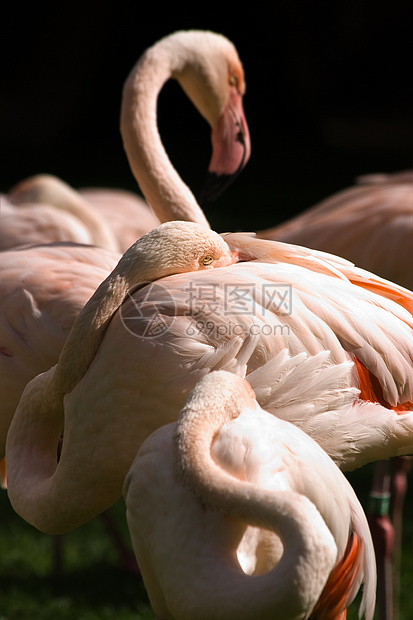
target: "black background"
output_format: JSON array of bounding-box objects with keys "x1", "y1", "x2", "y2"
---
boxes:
[{"x1": 2, "y1": 1, "x2": 412, "y2": 232}]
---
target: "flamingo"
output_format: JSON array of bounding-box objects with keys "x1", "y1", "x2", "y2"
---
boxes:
[
  {"x1": 2, "y1": 29, "x2": 250, "y2": 251},
  {"x1": 119, "y1": 29, "x2": 250, "y2": 224},
  {"x1": 256, "y1": 169, "x2": 413, "y2": 290},
  {"x1": 78, "y1": 185, "x2": 159, "y2": 252},
  {"x1": 5, "y1": 174, "x2": 159, "y2": 253},
  {"x1": 124, "y1": 366, "x2": 376, "y2": 620},
  {"x1": 1, "y1": 180, "x2": 120, "y2": 252},
  {"x1": 5, "y1": 221, "x2": 413, "y2": 538}
]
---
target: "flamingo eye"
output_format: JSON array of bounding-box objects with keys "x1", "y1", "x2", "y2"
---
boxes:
[
  {"x1": 202, "y1": 255, "x2": 213, "y2": 266},
  {"x1": 229, "y1": 75, "x2": 238, "y2": 87}
]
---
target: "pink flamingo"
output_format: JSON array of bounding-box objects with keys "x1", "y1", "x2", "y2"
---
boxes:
[
  {"x1": 257, "y1": 169, "x2": 413, "y2": 290},
  {"x1": 5, "y1": 222, "x2": 413, "y2": 537},
  {"x1": 6, "y1": 175, "x2": 159, "y2": 253},
  {"x1": 3, "y1": 30, "x2": 250, "y2": 252}
]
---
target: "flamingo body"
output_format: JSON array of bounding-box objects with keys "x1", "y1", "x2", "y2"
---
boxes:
[
  {"x1": 5, "y1": 175, "x2": 160, "y2": 253},
  {"x1": 258, "y1": 174, "x2": 413, "y2": 290},
  {"x1": 79, "y1": 187, "x2": 160, "y2": 252}
]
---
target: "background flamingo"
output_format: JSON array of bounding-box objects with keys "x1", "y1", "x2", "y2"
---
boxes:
[
  {"x1": 0, "y1": 240, "x2": 130, "y2": 570},
  {"x1": 119, "y1": 30, "x2": 250, "y2": 227},
  {"x1": 125, "y1": 367, "x2": 375, "y2": 620},
  {"x1": 2, "y1": 30, "x2": 250, "y2": 253},
  {"x1": 5, "y1": 174, "x2": 159, "y2": 253},
  {"x1": 257, "y1": 171, "x2": 413, "y2": 289},
  {"x1": 1, "y1": 178, "x2": 120, "y2": 251}
]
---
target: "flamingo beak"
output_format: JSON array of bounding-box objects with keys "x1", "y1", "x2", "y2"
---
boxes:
[
  {"x1": 230, "y1": 250, "x2": 240, "y2": 264},
  {"x1": 212, "y1": 249, "x2": 240, "y2": 269},
  {"x1": 200, "y1": 86, "x2": 251, "y2": 205}
]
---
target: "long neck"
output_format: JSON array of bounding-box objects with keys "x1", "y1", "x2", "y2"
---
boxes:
[
  {"x1": 6, "y1": 368, "x2": 70, "y2": 533},
  {"x1": 174, "y1": 404, "x2": 338, "y2": 619},
  {"x1": 56, "y1": 248, "x2": 153, "y2": 394},
  {"x1": 5, "y1": 247, "x2": 153, "y2": 533},
  {"x1": 5, "y1": 249, "x2": 154, "y2": 535},
  {"x1": 120, "y1": 46, "x2": 210, "y2": 228},
  {"x1": 5, "y1": 365, "x2": 122, "y2": 534}
]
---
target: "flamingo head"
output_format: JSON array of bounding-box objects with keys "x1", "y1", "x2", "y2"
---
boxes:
[
  {"x1": 171, "y1": 31, "x2": 251, "y2": 203},
  {"x1": 122, "y1": 220, "x2": 238, "y2": 282}
]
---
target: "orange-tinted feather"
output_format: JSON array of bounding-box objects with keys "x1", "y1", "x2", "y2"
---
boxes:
[
  {"x1": 354, "y1": 358, "x2": 413, "y2": 412},
  {"x1": 310, "y1": 533, "x2": 361, "y2": 620}
]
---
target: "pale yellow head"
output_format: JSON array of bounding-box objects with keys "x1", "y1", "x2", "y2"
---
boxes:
[{"x1": 121, "y1": 220, "x2": 238, "y2": 281}]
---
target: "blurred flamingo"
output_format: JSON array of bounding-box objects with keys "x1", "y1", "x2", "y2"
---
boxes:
[
  {"x1": 257, "y1": 169, "x2": 413, "y2": 290},
  {"x1": 5, "y1": 175, "x2": 158, "y2": 253}
]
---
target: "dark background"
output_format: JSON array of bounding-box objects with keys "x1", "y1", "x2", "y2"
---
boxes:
[{"x1": 2, "y1": 1, "x2": 412, "y2": 232}]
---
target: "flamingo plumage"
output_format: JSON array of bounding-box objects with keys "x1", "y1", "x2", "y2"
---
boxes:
[
  {"x1": 5, "y1": 174, "x2": 159, "y2": 253},
  {"x1": 257, "y1": 169, "x2": 413, "y2": 290},
  {"x1": 0, "y1": 241, "x2": 120, "y2": 461}
]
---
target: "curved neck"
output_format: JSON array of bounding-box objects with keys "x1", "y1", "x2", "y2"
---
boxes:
[
  {"x1": 5, "y1": 365, "x2": 121, "y2": 534},
  {"x1": 6, "y1": 246, "x2": 154, "y2": 535},
  {"x1": 120, "y1": 44, "x2": 210, "y2": 228},
  {"x1": 56, "y1": 245, "x2": 154, "y2": 394},
  {"x1": 5, "y1": 244, "x2": 154, "y2": 533},
  {"x1": 173, "y1": 404, "x2": 338, "y2": 619}
]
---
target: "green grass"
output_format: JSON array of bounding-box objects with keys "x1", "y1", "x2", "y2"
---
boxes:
[
  {"x1": 0, "y1": 495, "x2": 155, "y2": 620},
  {"x1": 1, "y1": 466, "x2": 412, "y2": 619}
]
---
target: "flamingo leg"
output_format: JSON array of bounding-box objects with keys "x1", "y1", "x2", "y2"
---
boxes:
[
  {"x1": 49, "y1": 511, "x2": 140, "y2": 578},
  {"x1": 367, "y1": 460, "x2": 394, "y2": 620},
  {"x1": 390, "y1": 455, "x2": 412, "y2": 620},
  {"x1": 55, "y1": 439, "x2": 139, "y2": 576},
  {"x1": 51, "y1": 534, "x2": 64, "y2": 580},
  {"x1": 98, "y1": 510, "x2": 140, "y2": 575}
]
